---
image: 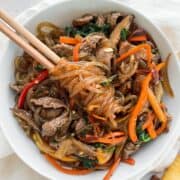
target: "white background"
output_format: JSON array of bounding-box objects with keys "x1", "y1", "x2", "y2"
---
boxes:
[{"x1": 0, "y1": 0, "x2": 179, "y2": 179}]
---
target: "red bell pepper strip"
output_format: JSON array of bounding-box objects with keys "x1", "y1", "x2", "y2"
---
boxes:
[{"x1": 17, "y1": 70, "x2": 49, "y2": 108}]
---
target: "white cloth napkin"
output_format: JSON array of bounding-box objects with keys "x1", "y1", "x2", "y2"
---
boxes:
[{"x1": 0, "y1": 0, "x2": 179, "y2": 179}]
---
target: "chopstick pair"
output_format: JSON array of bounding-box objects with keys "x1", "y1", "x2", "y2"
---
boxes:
[{"x1": 0, "y1": 9, "x2": 60, "y2": 70}]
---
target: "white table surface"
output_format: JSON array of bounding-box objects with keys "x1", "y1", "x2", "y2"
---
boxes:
[{"x1": 0, "y1": 0, "x2": 179, "y2": 179}]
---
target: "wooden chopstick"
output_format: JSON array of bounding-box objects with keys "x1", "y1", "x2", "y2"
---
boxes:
[
  {"x1": 0, "y1": 9, "x2": 60, "y2": 65},
  {"x1": 0, "y1": 20, "x2": 54, "y2": 70}
]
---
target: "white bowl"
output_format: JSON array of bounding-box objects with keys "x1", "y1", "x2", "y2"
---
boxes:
[{"x1": 0, "y1": 0, "x2": 180, "y2": 179}]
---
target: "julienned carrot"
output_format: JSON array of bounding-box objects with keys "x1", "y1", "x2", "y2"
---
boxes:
[
  {"x1": 129, "y1": 35, "x2": 147, "y2": 42},
  {"x1": 128, "y1": 62, "x2": 165, "y2": 142},
  {"x1": 103, "y1": 157, "x2": 121, "y2": 180},
  {"x1": 122, "y1": 157, "x2": 135, "y2": 165},
  {"x1": 146, "y1": 113, "x2": 157, "y2": 139},
  {"x1": 156, "y1": 121, "x2": 167, "y2": 135},
  {"x1": 104, "y1": 132, "x2": 125, "y2": 139},
  {"x1": 128, "y1": 73, "x2": 151, "y2": 142},
  {"x1": 147, "y1": 88, "x2": 167, "y2": 135},
  {"x1": 45, "y1": 154, "x2": 93, "y2": 175},
  {"x1": 73, "y1": 43, "x2": 81, "y2": 62},
  {"x1": 116, "y1": 43, "x2": 152, "y2": 66},
  {"x1": 85, "y1": 131, "x2": 125, "y2": 145},
  {"x1": 59, "y1": 36, "x2": 80, "y2": 45},
  {"x1": 142, "y1": 113, "x2": 152, "y2": 130}
]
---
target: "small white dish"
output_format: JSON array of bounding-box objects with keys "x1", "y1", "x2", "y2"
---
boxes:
[{"x1": 0, "y1": 0, "x2": 180, "y2": 179}]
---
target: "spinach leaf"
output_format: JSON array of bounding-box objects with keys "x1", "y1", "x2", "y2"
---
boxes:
[
  {"x1": 104, "y1": 146, "x2": 116, "y2": 153},
  {"x1": 34, "y1": 64, "x2": 44, "y2": 72},
  {"x1": 93, "y1": 143, "x2": 106, "y2": 149},
  {"x1": 78, "y1": 156, "x2": 97, "y2": 168},
  {"x1": 65, "y1": 23, "x2": 111, "y2": 37},
  {"x1": 136, "y1": 125, "x2": 151, "y2": 143},
  {"x1": 65, "y1": 26, "x2": 77, "y2": 37},
  {"x1": 120, "y1": 28, "x2": 129, "y2": 41}
]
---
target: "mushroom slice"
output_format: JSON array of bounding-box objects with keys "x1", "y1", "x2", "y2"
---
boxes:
[{"x1": 110, "y1": 15, "x2": 133, "y2": 48}]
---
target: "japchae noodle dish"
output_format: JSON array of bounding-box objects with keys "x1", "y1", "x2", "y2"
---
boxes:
[{"x1": 11, "y1": 12, "x2": 173, "y2": 179}]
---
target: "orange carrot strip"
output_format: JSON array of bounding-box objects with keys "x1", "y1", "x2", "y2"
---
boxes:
[
  {"x1": 128, "y1": 62, "x2": 165, "y2": 142},
  {"x1": 73, "y1": 43, "x2": 81, "y2": 62},
  {"x1": 123, "y1": 157, "x2": 135, "y2": 165},
  {"x1": 104, "y1": 132, "x2": 125, "y2": 139},
  {"x1": 147, "y1": 88, "x2": 167, "y2": 135},
  {"x1": 116, "y1": 43, "x2": 152, "y2": 67},
  {"x1": 156, "y1": 121, "x2": 167, "y2": 135},
  {"x1": 85, "y1": 132, "x2": 126, "y2": 145},
  {"x1": 98, "y1": 137, "x2": 126, "y2": 145},
  {"x1": 128, "y1": 73, "x2": 151, "y2": 142},
  {"x1": 59, "y1": 36, "x2": 80, "y2": 45},
  {"x1": 45, "y1": 154, "x2": 93, "y2": 175},
  {"x1": 146, "y1": 113, "x2": 157, "y2": 139},
  {"x1": 129, "y1": 35, "x2": 147, "y2": 42},
  {"x1": 142, "y1": 113, "x2": 152, "y2": 130},
  {"x1": 103, "y1": 157, "x2": 121, "y2": 180}
]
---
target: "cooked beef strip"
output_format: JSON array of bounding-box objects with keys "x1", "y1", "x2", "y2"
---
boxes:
[
  {"x1": 122, "y1": 142, "x2": 141, "y2": 159},
  {"x1": 96, "y1": 15, "x2": 106, "y2": 26},
  {"x1": 30, "y1": 97, "x2": 67, "y2": 109},
  {"x1": 12, "y1": 108, "x2": 39, "y2": 131},
  {"x1": 42, "y1": 112, "x2": 70, "y2": 137},
  {"x1": 52, "y1": 44, "x2": 73, "y2": 57},
  {"x1": 107, "y1": 12, "x2": 123, "y2": 28},
  {"x1": 79, "y1": 33, "x2": 104, "y2": 57},
  {"x1": 9, "y1": 84, "x2": 23, "y2": 93},
  {"x1": 73, "y1": 14, "x2": 94, "y2": 27},
  {"x1": 118, "y1": 56, "x2": 138, "y2": 84},
  {"x1": 40, "y1": 108, "x2": 62, "y2": 120},
  {"x1": 75, "y1": 118, "x2": 86, "y2": 133},
  {"x1": 96, "y1": 47, "x2": 114, "y2": 69}
]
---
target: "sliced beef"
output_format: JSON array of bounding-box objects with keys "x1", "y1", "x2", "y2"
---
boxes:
[
  {"x1": 12, "y1": 108, "x2": 39, "y2": 131},
  {"x1": 52, "y1": 44, "x2": 73, "y2": 57},
  {"x1": 42, "y1": 112, "x2": 71, "y2": 136},
  {"x1": 80, "y1": 33, "x2": 104, "y2": 57},
  {"x1": 118, "y1": 56, "x2": 138, "y2": 83},
  {"x1": 9, "y1": 84, "x2": 23, "y2": 93},
  {"x1": 119, "y1": 41, "x2": 133, "y2": 55},
  {"x1": 107, "y1": 12, "x2": 123, "y2": 28},
  {"x1": 122, "y1": 142, "x2": 141, "y2": 159},
  {"x1": 39, "y1": 108, "x2": 62, "y2": 120},
  {"x1": 96, "y1": 47, "x2": 114, "y2": 69},
  {"x1": 133, "y1": 74, "x2": 146, "y2": 94},
  {"x1": 73, "y1": 14, "x2": 94, "y2": 27},
  {"x1": 57, "y1": 138, "x2": 96, "y2": 158},
  {"x1": 75, "y1": 118, "x2": 86, "y2": 133},
  {"x1": 71, "y1": 138, "x2": 96, "y2": 157},
  {"x1": 96, "y1": 15, "x2": 106, "y2": 26},
  {"x1": 30, "y1": 97, "x2": 67, "y2": 109}
]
